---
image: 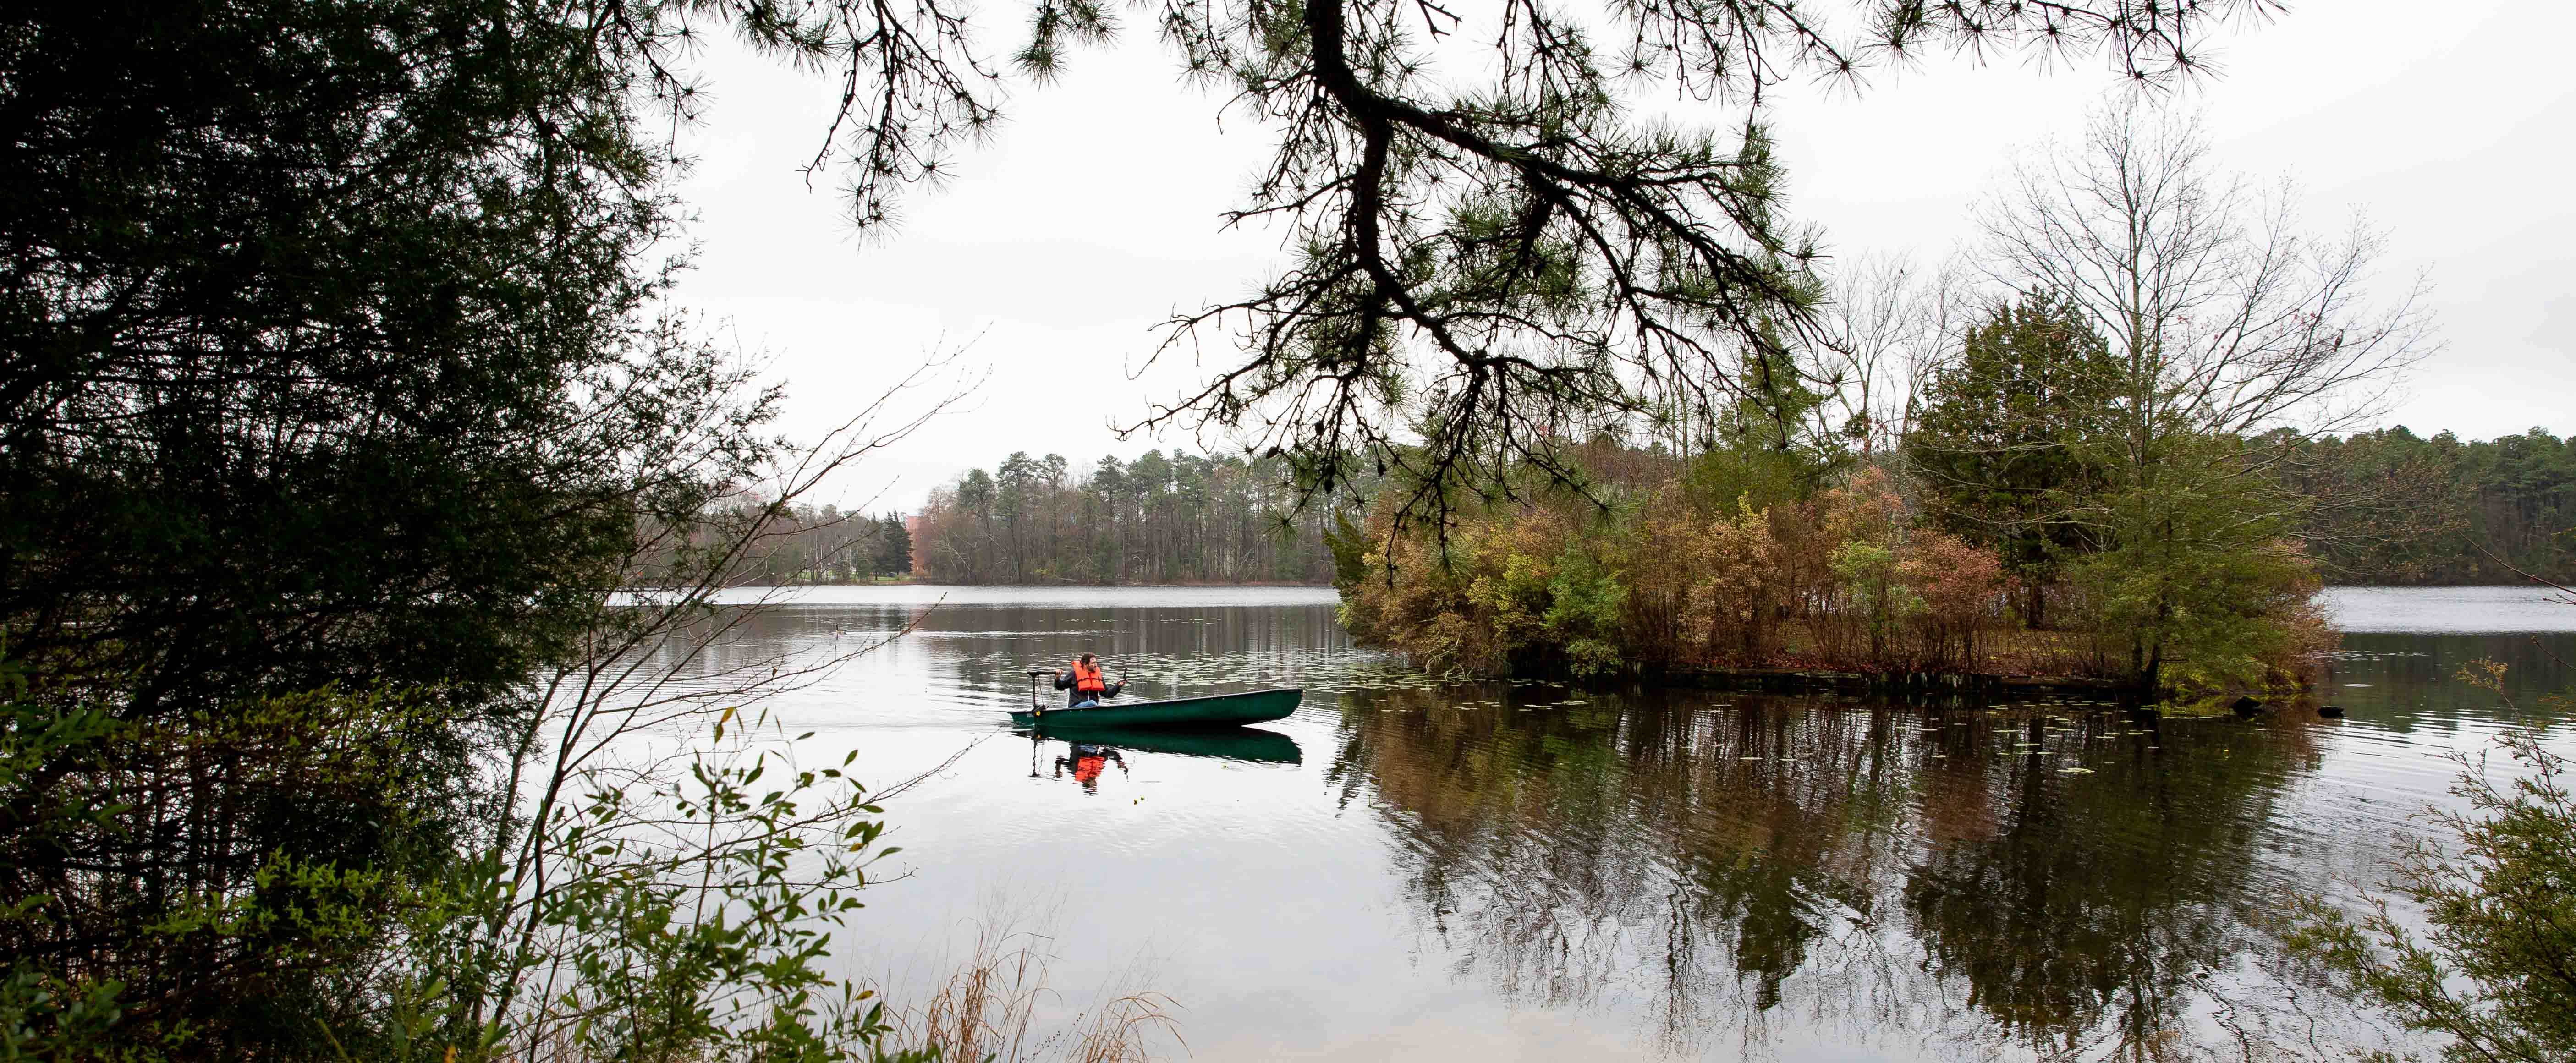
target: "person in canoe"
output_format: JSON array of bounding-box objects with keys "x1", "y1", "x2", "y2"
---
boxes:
[{"x1": 1052, "y1": 653, "x2": 1127, "y2": 708}]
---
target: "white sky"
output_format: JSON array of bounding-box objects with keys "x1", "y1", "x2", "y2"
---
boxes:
[{"x1": 665, "y1": 0, "x2": 2576, "y2": 513}]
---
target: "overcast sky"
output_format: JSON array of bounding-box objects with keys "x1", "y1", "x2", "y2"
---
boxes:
[{"x1": 664, "y1": 0, "x2": 2574, "y2": 513}]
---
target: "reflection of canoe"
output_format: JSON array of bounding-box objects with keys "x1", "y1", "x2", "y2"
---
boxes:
[
  {"x1": 1009, "y1": 688, "x2": 1302, "y2": 729},
  {"x1": 1035, "y1": 726, "x2": 1302, "y2": 765}
]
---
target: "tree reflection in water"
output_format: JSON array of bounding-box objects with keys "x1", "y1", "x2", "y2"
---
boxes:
[{"x1": 1328, "y1": 687, "x2": 2321, "y2": 1059}]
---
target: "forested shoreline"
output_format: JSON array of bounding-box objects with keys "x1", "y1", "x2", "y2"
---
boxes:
[
  {"x1": 680, "y1": 507, "x2": 917, "y2": 585},
  {"x1": 2295, "y1": 427, "x2": 2576, "y2": 585},
  {"x1": 900, "y1": 450, "x2": 1353, "y2": 585},
  {"x1": 863, "y1": 426, "x2": 2573, "y2": 591}
]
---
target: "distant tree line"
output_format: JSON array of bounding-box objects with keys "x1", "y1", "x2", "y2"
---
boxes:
[
  {"x1": 910, "y1": 450, "x2": 1354, "y2": 585},
  {"x1": 625, "y1": 505, "x2": 911, "y2": 586},
  {"x1": 2291, "y1": 427, "x2": 2576, "y2": 585},
  {"x1": 735, "y1": 507, "x2": 912, "y2": 584}
]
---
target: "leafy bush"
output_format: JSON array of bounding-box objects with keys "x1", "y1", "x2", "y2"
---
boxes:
[{"x1": 0, "y1": 687, "x2": 469, "y2": 1056}]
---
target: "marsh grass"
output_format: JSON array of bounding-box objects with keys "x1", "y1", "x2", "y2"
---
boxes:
[{"x1": 875, "y1": 917, "x2": 1184, "y2": 1063}]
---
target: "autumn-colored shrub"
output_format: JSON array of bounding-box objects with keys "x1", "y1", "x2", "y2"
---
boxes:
[
  {"x1": 1817, "y1": 467, "x2": 1902, "y2": 547},
  {"x1": 1690, "y1": 499, "x2": 1784, "y2": 663},
  {"x1": 1336, "y1": 458, "x2": 2320, "y2": 696},
  {"x1": 1342, "y1": 507, "x2": 1634, "y2": 677},
  {"x1": 1619, "y1": 509, "x2": 1704, "y2": 668},
  {"x1": 1897, "y1": 530, "x2": 2007, "y2": 672},
  {"x1": 1767, "y1": 497, "x2": 1837, "y2": 625},
  {"x1": 1793, "y1": 470, "x2": 1901, "y2": 662}
]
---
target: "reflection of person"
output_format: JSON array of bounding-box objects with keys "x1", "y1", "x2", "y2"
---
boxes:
[
  {"x1": 1052, "y1": 653, "x2": 1126, "y2": 707},
  {"x1": 1052, "y1": 743, "x2": 1127, "y2": 794}
]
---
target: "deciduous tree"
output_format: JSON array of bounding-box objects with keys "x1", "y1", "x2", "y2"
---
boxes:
[{"x1": 1969, "y1": 102, "x2": 2426, "y2": 687}]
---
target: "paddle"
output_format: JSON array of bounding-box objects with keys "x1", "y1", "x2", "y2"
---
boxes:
[{"x1": 1022, "y1": 666, "x2": 1051, "y2": 716}]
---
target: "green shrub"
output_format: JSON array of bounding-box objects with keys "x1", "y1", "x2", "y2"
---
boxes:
[{"x1": 2288, "y1": 663, "x2": 2576, "y2": 1063}]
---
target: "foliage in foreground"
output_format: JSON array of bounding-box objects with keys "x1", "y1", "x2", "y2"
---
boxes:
[
  {"x1": 0, "y1": 672, "x2": 929, "y2": 1062},
  {"x1": 0, "y1": 1, "x2": 968, "y2": 1056},
  {"x1": 2288, "y1": 663, "x2": 2576, "y2": 1063}
]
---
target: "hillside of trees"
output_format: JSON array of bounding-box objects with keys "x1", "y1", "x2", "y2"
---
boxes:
[
  {"x1": 2294, "y1": 427, "x2": 2576, "y2": 585},
  {"x1": 909, "y1": 450, "x2": 1353, "y2": 585}
]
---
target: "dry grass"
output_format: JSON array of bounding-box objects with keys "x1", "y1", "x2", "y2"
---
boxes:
[
  {"x1": 877, "y1": 917, "x2": 1185, "y2": 1063},
  {"x1": 912, "y1": 919, "x2": 1047, "y2": 1062},
  {"x1": 1058, "y1": 991, "x2": 1185, "y2": 1063}
]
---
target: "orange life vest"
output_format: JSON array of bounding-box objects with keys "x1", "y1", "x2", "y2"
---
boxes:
[{"x1": 1071, "y1": 658, "x2": 1106, "y2": 694}]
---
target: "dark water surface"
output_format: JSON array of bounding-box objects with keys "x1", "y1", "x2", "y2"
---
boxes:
[{"x1": 662, "y1": 586, "x2": 2576, "y2": 1061}]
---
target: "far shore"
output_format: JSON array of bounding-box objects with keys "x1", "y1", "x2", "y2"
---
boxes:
[{"x1": 698, "y1": 578, "x2": 1336, "y2": 590}]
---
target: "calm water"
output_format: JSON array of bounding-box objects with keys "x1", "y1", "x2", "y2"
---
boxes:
[{"x1": 653, "y1": 586, "x2": 2576, "y2": 1061}]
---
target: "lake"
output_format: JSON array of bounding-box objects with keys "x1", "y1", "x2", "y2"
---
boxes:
[{"x1": 660, "y1": 585, "x2": 2576, "y2": 1061}]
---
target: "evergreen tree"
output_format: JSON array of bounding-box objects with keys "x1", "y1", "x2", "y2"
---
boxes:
[
  {"x1": 874, "y1": 514, "x2": 914, "y2": 577},
  {"x1": 1910, "y1": 294, "x2": 2123, "y2": 627},
  {"x1": 1684, "y1": 327, "x2": 1848, "y2": 512}
]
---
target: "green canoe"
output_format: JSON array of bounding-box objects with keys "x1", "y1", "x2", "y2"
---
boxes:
[{"x1": 1010, "y1": 687, "x2": 1302, "y2": 730}]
